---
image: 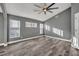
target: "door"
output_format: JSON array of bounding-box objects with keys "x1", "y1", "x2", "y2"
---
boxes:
[{"x1": 40, "y1": 24, "x2": 43, "y2": 34}]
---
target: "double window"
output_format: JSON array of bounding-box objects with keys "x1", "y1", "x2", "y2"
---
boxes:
[
  {"x1": 52, "y1": 28, "x2": 63, "y2": 37},
  {"x1": 9, "y1": 19, "x2": 20, "y2": 38},
  {"x1": 25, "y1": 22, "x2": 37, "y2": 28}
]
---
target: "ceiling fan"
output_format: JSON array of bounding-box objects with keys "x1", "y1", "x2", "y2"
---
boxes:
[{"x1": 34, "y1": 3, "x2": 59, "y2": 15}]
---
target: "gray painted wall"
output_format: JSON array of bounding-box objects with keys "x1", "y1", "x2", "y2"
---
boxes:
[
  {"x1": 0, "y1": 13, "x2": 4, "y2": 43},
  {"x1": 8, "y1": 14, "x2": 43, "y2": 41},
  {"x1": 44, "y1": 8, "x2": 71, "y2": 40}
]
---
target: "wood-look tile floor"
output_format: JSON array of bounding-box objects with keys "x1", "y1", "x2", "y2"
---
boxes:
[{"x1": 0, "y1": 37, "x2": 79, "y2": 56}]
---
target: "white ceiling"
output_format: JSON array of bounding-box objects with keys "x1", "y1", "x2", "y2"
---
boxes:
[{"x1": 0, "y1": 3, "x2": 71, "y2": 21}]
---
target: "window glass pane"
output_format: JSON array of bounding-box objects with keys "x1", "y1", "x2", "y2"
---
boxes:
[
  {"x1": 40, "y1": 24, "x2": 43, "y2": 28},
  {"x1": 10, "y1": 20, "x2": 20, "y2": 28},
  {"x1": 9, "y1": 28, "x2": 20, "y2": 38},
  {"x1": 45, "y1": 25, "x2": 48, "y2": 30},
  {"x1": 25, "y1": 22, "x2": 31, "y2": 27},
  {"x1": 34, "y1": 23, "x2": 37, "y2": 28}
]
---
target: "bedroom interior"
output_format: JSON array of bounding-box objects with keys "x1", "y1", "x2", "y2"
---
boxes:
[{"x1": 0, "y1": 3, "x2": 79, "y2": 56}]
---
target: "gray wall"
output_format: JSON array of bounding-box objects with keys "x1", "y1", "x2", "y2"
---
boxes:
[
  {"x1": 8, "y1": 14, "x2": 43, "y2": 41},
  {"x1": 44, "y1": 8, "x2": 71, "y2": 40},
  {"x1": 0, "y1": 13, "x2": 4, "y2": 43}
]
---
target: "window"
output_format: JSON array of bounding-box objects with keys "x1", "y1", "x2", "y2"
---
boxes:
[
  {"x1": 45, "y1": 24, "x2": 50, "y2": 31},
  {"x1": 52, "y1": 28, "x2": 63, "y2": 37},
  {"x1": 9, "y1": 20, "x2": 20, "y2": 38},
  {"x1": 40, "y1": 24, "x2": 43, "y2": 34},
  {"x1": 25, "y1": 22, "x2": 37, "y2": 28}
]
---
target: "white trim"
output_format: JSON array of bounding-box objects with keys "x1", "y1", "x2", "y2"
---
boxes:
[
  {"x1": 3, "y1": 43, "x2": 8, "y2": 47},
  {"x1": 45, "y1": 35, "x2": 71, "y2": 42},
  {"x1": 71, "y1": 44, "x2": 79, "y2": 49},
  {"x1": 0, "y1": 43, "x2": 8, "y2": 47},
  {"x1": 0, "y1": 35, "x2": 71, "y2": 47},
  {"x1": 8, "y1": 35, "x2": 44, "y2": 44},
  {"x1": 0, "y1": 35, "x2": 44, "y2": 46},
  {"x1": 71, "y1": 38, "x2": 79, "y2": 49},
  {"x1": 0, "y1": 43, "x2": 4, "y2": 46}
]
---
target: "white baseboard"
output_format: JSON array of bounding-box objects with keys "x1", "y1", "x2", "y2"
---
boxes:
[
  {"x1": 71, "y1": 44, "x2": 79, "y2": 49},
  {"x1": 45, "y1": 35, "x2": 71, "y2": 42},
  {"x1": 0, "y1": 43, "x2": 4, "y2": 46},
  {"x1": 8, "y1": 35, "x2": 44, "y2": 44},
  {"x1": 0, "y1": 35, "x2": 44, "y2": 47},
  {"x1": 0, "y1": 35, "x2": 71, "y2": 47},
  {"x1": 0, "y1": 43, "x2": 8, "y2": 47},
  {"x1": 3, "y1": 43, "x2": 8, "y2": 47}
]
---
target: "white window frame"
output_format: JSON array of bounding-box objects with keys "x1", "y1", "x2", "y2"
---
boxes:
[
  {"x1": 9, "y1": 19, "x2": 20, "y2": 38},
  {"x1": 25, "y1": 21, "x2": 37, "y2": 28},
  {"x1": 40, "y1": 23, "x2": 43, "y2": 34},
  {"x1": 45, "y1": 24, "x2": 50, "y2": 31},
  {"x1": 52, "y1": 28, "x2": 63, "y2": 37}
]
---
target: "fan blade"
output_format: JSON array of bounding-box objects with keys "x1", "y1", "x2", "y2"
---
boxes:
[
  {"x1": 47, "y1": 3, "x2": 55, "y2": 9},
  {"x1": 48, "y1": 7, "x2": 59, "y2": 10},
  {"x1": 34, "y1": 10, "x2": 40, "y2": 12},
  {"x1": 48, "y1": 10, "x2": 53, "y2": 13},
  {"x1": 38, "y1": 10, "x2": 43, "y2": 14},
  {"x1": 34, "y1": 4, "x2": 41, "y2": 8}
]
